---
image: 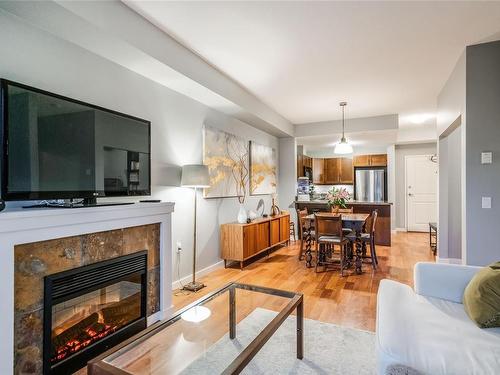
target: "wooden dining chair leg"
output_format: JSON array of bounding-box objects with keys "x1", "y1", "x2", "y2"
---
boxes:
[
  {"x1": 370, "y1": 238, "x2": 377, "y2": 270},
  {"x1": 315, "y1": 242, "x2": 320, "y2": 273},
  {"x1": 372, "y1": 239, "x2": 378, "y2": 265},
  {"x1": 340, "y1": 244, "x2": 345, "y2": 277}
]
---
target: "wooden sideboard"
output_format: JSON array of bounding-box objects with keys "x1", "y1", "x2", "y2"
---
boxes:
[{"x1": 221, "y1": 212, "x2": 291, "y2": 269}]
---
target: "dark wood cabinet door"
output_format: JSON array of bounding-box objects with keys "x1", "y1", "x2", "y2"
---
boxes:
[
  {"x1": 340, "y1": 158, "x2": 353, "y2": 183},
  {"x1": 353, "y1": 155, "x2": 370, "y2": 167},
  {"x1": 297, "y1": 154, "x2": 304, "y2": 177},
  {"x1": 324, "y1": 158, "x2": 340, "y2": 184},
  {"x1": 312, "y1": 158, "x2": 325, "y2": 184},
  {"x1": 243, "y1": 225, "x2": 258, "y2": 258},
  {"x1": 370, "y1": 154, "x2": 387, "y2": 167},
  {"x1": 270, "y1": 219, "x2": 280, "y2": 245},
  {"x1": 257, "y1": 222, "x2": 270, "y2": 251},
  {"x1": 279, "y1": 215, "x2": 290, "y2": 242}
]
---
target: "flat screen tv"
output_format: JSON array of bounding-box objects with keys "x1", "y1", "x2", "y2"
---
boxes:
[{"x1": 0, "y1": 79, "x2": 151, "y2": 205}]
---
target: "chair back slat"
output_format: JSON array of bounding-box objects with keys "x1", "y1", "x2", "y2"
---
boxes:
[
  {"x1": 331, "y1": 207, "x2": 353, "y2": 214},
  {"x1": 364, "y1": 210, "x2": 378, "y2": 235},
  {"x1": 314, "y1": 213, "x2": 343, "y2": 239}
]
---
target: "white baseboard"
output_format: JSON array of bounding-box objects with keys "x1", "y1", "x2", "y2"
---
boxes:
[
  {"x1": 171, "y1": 260, "x2": 225, "y2": 290},
  {"x1": 395, "y1": 227, "x2": 407, "y2": 232},
  {"x1": 436, "y1": 257, "x2": 463, "y2": 265}
]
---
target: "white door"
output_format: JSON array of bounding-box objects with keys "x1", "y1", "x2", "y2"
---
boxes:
[{"x1": 406, "y1": 155, "x2": 438, "y2": 232}]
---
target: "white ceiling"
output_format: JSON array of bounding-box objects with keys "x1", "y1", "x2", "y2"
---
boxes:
[{"x1": 126, "y1": 1, "x2": 500, "y2": 128}]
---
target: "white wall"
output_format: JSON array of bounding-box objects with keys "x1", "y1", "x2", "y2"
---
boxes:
[
  {"x1": 0, "y1": 10, "x2": 278, "y2": 282},
  {"x1": 394, "y1": 143, "x2": 437, "y2": 229}
]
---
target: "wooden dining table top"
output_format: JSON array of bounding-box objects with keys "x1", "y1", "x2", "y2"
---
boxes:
[{"x1": 305, "y1": 212, "x2": 369, "y2": 222}]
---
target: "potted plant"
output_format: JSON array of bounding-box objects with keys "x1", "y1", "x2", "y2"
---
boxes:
[{"x1": 326, "y1": 187, "x2": 351, "y2": 214}]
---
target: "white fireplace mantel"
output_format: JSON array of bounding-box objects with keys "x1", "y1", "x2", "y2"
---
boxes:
[{"x1": 0, "y1": 202, "x2": 175, "y2": 374}]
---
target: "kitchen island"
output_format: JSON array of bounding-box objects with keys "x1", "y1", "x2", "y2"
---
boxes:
[{"x1": 295, "y1": 200, "x2": 392, "y2": 246}]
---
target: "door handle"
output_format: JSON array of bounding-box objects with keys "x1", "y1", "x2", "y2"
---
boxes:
[{"x1": 408, "y1": 193, "x2": 414, "y2": 197}]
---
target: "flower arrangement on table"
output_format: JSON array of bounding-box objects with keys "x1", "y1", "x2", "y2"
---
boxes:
[{"x1": 326, "y1": 187, "x2": 351, "y2": 213}]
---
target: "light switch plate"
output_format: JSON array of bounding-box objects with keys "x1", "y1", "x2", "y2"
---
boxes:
[
  {"x1": 482, "y1": 197, "x2": 492, "y2": 209},
  {"x1": 481, "y1": 152, "x2": 492, "y2": 164}
]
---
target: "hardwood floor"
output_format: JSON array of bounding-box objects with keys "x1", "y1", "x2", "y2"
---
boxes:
[
  {"x1": 173, "y1": 231, "x2": 435, "y2": 332},
  {"x1": 79, "y1": 232, "x2": 433, "y2": 374}
]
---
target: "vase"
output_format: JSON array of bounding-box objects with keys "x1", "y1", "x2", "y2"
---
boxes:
[
  {"x1": 331, "y1": 205, "x2": 340, "y2": 214},
  {"x1": 237, "y1": 204, "x2": 248, "y2": 223}
]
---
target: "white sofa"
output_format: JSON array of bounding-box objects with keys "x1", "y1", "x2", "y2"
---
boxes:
[{"x1": 376, "y1": 262, "x2": 500, "y2": 375}]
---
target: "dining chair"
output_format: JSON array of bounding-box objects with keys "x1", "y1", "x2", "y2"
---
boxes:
[
  {"x1": 296, "y1": 208, "x2": 314, "y2": 260},
  {"x1": 347, "y1": 210, "x2": 378, "y2": 269},
  {"x1": 331, "y1": 206, "x2": 354, "y2": 240},
  {"x1": 314, "y1": 213, "x2": 349, "y2": 275}
]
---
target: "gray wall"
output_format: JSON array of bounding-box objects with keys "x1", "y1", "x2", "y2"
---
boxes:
[
  {"x1": 439, "y1": 126, "x2": 462, "y2": 260},
  {"x1": 437, "y1": 51, "x2": 466, "y2": 262},
  {"x1": 465, "y1": 41, "x2": 500, "y2": 265},
  {"x1": 0, "y1": 10, "x2": 278, "y2": 282},
  {"x1": 394, "y1": 143, "x2": 437, "y2": 229}
]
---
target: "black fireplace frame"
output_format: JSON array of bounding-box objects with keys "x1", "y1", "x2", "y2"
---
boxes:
[{"x1": 43, "y1": 251, "x2": 148, "y2": 375}]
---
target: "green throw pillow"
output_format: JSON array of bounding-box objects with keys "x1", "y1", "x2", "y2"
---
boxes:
[{"x1": 463, "y1": 261, "x2": 500, "y2": 328}]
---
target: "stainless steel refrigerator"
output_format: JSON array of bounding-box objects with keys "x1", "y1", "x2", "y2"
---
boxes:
[{"x1": 354, "y1": 168, "x2": 386, "y2": 202}]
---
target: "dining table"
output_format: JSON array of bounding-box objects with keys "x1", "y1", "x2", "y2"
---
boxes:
[{"x1": 303, "y1": 213, "x2": 370, "y2": 274}]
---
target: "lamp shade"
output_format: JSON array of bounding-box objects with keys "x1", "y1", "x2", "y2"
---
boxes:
[{"x1": 181, "y1": 164, "x2": 210, "y2": 188}]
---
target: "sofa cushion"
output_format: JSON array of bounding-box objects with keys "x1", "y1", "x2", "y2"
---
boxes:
[
  {"x1": 463, "y1": 261, "x2": 500, "y2": 328},
  {"x1": 377, "y1": 279, "x2": 500, "y2": 375}
]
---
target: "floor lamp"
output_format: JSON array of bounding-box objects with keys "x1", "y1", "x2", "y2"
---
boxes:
[{"x1": 181, "y1": 164, "x2": 210, "y2": 292}]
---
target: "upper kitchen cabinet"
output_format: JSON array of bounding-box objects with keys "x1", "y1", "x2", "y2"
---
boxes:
[
  {"x1": 324, "y1": 158, "x2": 341, "y2": 184},
  {"x1": 297, "y1": 154, "x2": 304, "y2": 177},
  {"x1": 303, "y1": 155, "x2": 313, "y2": 168},
  {"x1": 339, "y1": 157, "x2": 353, "y2": 183},
  {"x1": 312, "y1": 158, "x2": 325, "y2": 184},
  {"x1": 353, "y1": 154, "x2": 387, "y2": 167},
  {"x1": 369, "y1": 154, "x2": 388, "y2": 166},
  {"x1": 312, "y1": 157, "x2": 353, "y2": 184}
]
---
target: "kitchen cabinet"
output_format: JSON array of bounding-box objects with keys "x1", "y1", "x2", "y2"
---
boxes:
[
  {"x1": 353, "y1": 154, "x2": 387, "y2": 167},
  {"x1": 221, "y1": 213, "x2": 291, "y2": 269},
  {"x1": 370, "y1": 154, "x2": 388, "y2": 166},
  {"x1": 304, "y1": 156, "x2": 312, "y2": 168},
  {"x1": 297, "y1": 154, "x2": 304, "y2": 178},
  {"x1": 312, "y1": 157, "x2": 353, "y2": 185},
  {"x1": 324, "y1": 158, "x2": 340, "y2": 184},
  {"x1": 340, "y1": 157, "x2": 353, "y2": 183},
  {"x1": 297, "y1": 153, "x2": 313, "y2": 178},
  {"x1": 312, "y1": 158, "x2": 325, "y2": 184}
]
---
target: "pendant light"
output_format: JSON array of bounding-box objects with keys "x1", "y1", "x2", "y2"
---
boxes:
[{"x1": 334, "y1": 101, "x2": 353, "y2": 155}]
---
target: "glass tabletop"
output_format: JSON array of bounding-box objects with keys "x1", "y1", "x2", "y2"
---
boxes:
[{"x1": 89, "y1": 283, "x2": 303, "y2": 375}]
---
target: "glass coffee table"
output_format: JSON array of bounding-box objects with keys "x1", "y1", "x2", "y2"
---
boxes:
[{"x1": 88, "y1": 283, "x2": 304, "y2": 375}]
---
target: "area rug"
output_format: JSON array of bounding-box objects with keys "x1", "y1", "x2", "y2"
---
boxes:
[{"x1": 181, "y1": 308, "x2": 376, "y2": 374}]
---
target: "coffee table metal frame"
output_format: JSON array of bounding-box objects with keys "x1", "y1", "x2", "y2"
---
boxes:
[{"x1": 88, "y1": 282, "x2": 304, "y2": 375}]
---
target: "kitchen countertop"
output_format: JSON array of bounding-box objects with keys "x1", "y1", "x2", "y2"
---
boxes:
[{"x1": 295, "y1": 200, "x2": 393, "y2": 205}]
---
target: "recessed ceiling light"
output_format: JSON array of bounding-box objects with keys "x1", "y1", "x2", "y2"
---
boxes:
[{"x1": 407, "y1": 113, "x2": 436, "y2": 125}]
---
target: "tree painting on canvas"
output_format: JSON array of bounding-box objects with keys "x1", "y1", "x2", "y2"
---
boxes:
[
  {"x1": 203, "y1": 125, "x2": 249, "y2": 199},
  {"x1": 250, "y1": 141, "x2": 277, "y2": 195}
]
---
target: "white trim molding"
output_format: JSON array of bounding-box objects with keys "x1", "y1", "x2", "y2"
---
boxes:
[
  {"x1": 172, "y1": 260, "x2": 225, "y2": 290},
  {"x1": 436, "y1": 256, "x2": 463, "y2": 265}
]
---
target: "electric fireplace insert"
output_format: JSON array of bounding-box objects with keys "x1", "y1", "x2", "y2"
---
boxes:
[{"x1": 43, "y1": 251, "x2": 148, "y2": 375}]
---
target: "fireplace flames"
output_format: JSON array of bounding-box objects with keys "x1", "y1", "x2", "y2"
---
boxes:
[{"x1": 51, "y1": 311, "x2": 121, "y2": 363}]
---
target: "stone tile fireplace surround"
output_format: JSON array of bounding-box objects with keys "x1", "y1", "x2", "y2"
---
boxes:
[{"x1": 0, "y1": 202, "x2": 174, "y2": 374}]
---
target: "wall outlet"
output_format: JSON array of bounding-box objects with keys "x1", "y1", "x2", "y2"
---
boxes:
[
  {"x1": 481, "y1": 152, "x2": 493, "y2": 164},
  {"x1": 176, "y1": 241, "x2": 182, "y2": 253},
  {"x1": 482, "y1": 197, "x2": 492, "y2": 209}
]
